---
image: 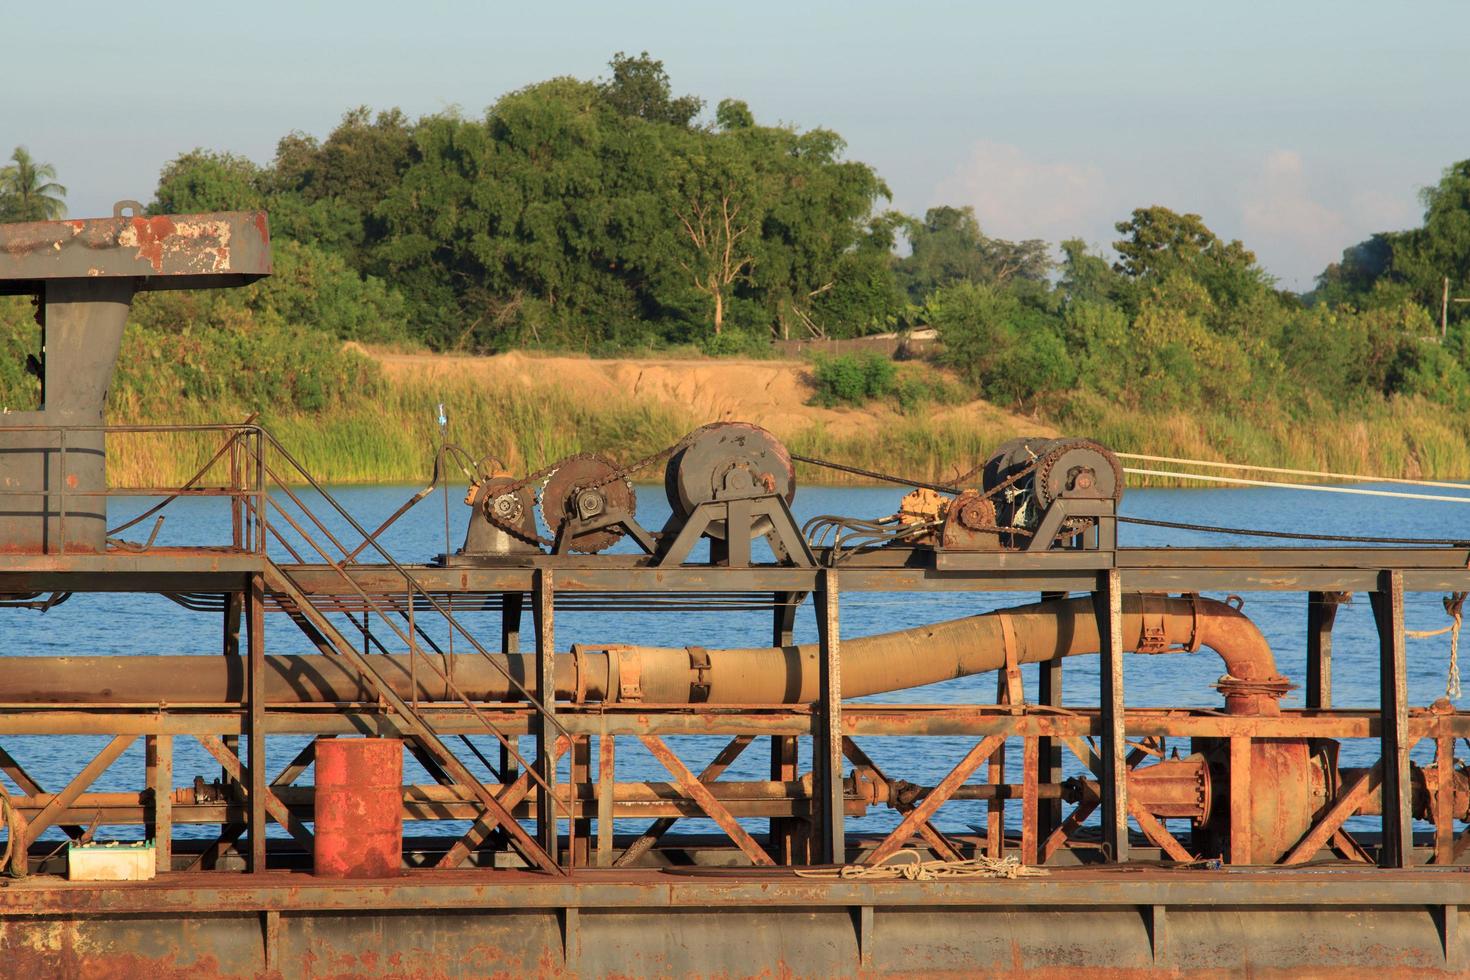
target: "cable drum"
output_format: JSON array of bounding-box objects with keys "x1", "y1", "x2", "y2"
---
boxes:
[{"x1": 664, "y1": 422, "x2": 796, "y2": 540}]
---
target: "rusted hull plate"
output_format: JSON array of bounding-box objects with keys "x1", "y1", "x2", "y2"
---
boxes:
[
  {"x1": 1, "y1": 870, "x2": 1466, "y2": 977},
  {"x1": 2, "y1": 904, "x2": 1462, "y2": 978}
]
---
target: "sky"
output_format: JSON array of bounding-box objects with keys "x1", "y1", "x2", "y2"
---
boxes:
[{"x1": 4, "y1": 1, "x2": 1467, "y2": 290}]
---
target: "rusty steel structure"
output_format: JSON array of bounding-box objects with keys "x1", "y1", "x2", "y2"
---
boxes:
[{"x1": 0, "y1": 207, "x2": 1469, "y2": 976}]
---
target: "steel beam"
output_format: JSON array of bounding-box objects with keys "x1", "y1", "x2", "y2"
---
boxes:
[
  {"x1": 1094, "y1": 570, "x2": 1128, "y2": 862},
  {"x1": 1372, "y1": 569, "x2": 1413, "y2": 868},
  {"x1": 533, "y1": 568, "x2": 558, "y2": 860},
  {"x1": 816, "y1": 568, "x2": 844, "y2": 864}
]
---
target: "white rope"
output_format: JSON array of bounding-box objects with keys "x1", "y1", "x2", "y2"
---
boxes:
[
  {"x1": 1406, "y1": 594, "x2": 1467, "y2": 700},
  {"x1": 1117, "y1": 452, "x2": 1470, "y2": 491},
  {"x1": 1122, "y1": 467, "x2": 1470, "y2": 503}
]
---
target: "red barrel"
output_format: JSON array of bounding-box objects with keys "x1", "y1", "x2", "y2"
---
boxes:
[{"x1": 313, "y1": 737, "x2": 403, "y2": 878}]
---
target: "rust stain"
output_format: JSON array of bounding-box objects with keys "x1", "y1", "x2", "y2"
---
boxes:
[{"x1": 121, "y1": 215, "x2": 176, "y2": 273}]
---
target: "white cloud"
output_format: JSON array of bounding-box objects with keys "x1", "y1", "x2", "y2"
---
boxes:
[
  {"x1": 932, "y1": 141, "x2": 1108, "y2": 244},
  {"x1": 1349, "y1": 187, "x2": 1418, "y2": 233},
  {"x1": 1238, "y1": 150, "x2": 1352, "y2": 285}
]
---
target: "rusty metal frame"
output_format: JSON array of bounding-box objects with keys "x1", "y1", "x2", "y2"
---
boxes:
[{"x1": 3, "y1": 418, "x2": 1470, "y2": 979}]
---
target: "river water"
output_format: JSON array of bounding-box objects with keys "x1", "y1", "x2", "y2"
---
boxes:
[{"x1": 6, "y1": 480, "x2": 1468, "y2": 843}]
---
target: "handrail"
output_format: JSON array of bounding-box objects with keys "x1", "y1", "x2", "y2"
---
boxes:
[
  {"x1": 2, "y1": 419, "x2": 575, "y2": 867},
  {"x1": 247, "y1": 433, "x2": 570, "y2": 735},
  {"x1": 238, "y1": 429, "x2": 578, "y2": 863}
]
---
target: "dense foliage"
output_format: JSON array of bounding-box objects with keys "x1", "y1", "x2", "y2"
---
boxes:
[
  {"x1": 147, "y1": 54, "x2": 901, "y2": 353},
  {"x1": 8, "y1": 53, "x2": 1470, "y2": 479}
]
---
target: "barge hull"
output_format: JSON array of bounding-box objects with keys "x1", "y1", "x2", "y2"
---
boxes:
[{"x1": 3, "y1": 869, "x2": 1467, "y2": 978}]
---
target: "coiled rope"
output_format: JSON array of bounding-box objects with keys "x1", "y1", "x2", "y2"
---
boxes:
[{"x1": 793, "y1": 848, "x2": 1047, "y2": 881}]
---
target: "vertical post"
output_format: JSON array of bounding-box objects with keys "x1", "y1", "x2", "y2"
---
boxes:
[
  {"x1": 597, "y1": 734, "x2": 616, "y2": 867},
  {"x1": 771, "y1": 591, "x2": 800, "y2": 861},
  {"x1": 1372, "y1": 570, "x2": 1412, "y2": 869},
  {"x1": 229, "y1": 430, "x2": 242, "y2": 550},
  {"x1": 146, "y1": 734, "x2": 172, "y2": 873},
  {"x1": 571, "y1": 737, "x2": 591, "y2": 867},
  {"x1": 1093, "y1": 570, "x2": 1128, "y2": 862},
  {"x1": 499, "y1": 593, "x2": 524, "y2": 842},
  {"x1": 1444, "y1": 275, "x2": 1451, "y2": 340},
  {"x1": 1038, "y1": 591, "x2": 1066, "y2": 844},
  {"x1": 1021, "y1": 733, "x2": 1039, "y2": 865},
  {"x1": 1228, "y1": 736, "x2": 1253, "y2": 865},
  {"x1": 220, "y1": 588, "x2": 244, "y2": 858},
  {"x1": 57, "y1": 428, "x2": 66, "y2": 554},
  {"x1": 816, "y1": 569, "x2": 844, "y2": 865},
  {"x1": 1306, "y1": 591, "x2": 1338, "y2": 709},
  {"x1": 987, "y1": 674, "x2": 1006, "y2": 859},
  {"x1": 247, "y1": 573, "x2": 267, "y2": 873},
  {"x1": 1436, "y1": 721, "x2": 1455, "y2": 865},
  {"x1": 533, "y1": 569, "x2": 559, "y2": 862}
]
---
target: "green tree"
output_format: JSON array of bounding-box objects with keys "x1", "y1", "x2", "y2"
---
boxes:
[
  {"x1": 600, "y1": 52, "x2": 703, "y2": 127},
  {"x1": 151, "y1": 150, "x2": 266, "y2": 214},
  {"x1": 0, "y1": 147, "x2": 67, "y2": 221},
  {"x1": 1386, "y1": 161, "x2": 1470, "y2": 323},
  {"x1": 926, "y1": 281, "x2": 1073, "y2": 409},
  {"x1": 374, "y1": 58, "x2": 896, "y2": 350},
  {"x1": 1113, "y1": 206, "x2": 1268, "y2": 309},
  {"x1": 895, "y1": 205, "x2": 1050, "y2": 301},
  {"x1": 1058, "y1": 238, "x2": 1120, "y2": 306}
]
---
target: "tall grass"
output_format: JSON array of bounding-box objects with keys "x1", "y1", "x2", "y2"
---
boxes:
[
  {"x1": 105, "y1": 375, "x2": 697, "y2": 487},
  {"x1": 106, "y1": 372, "x2": 1470, "y2": 491}
]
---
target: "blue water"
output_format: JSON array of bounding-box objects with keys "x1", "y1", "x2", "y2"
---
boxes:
[{"x1": 5, "y1": 479, "x2": 1468, "y2": 846}]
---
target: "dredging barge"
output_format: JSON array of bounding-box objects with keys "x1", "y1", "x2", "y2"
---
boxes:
[{"x1": 1, "y1": 206, "x2": 1469, "y2": 977}]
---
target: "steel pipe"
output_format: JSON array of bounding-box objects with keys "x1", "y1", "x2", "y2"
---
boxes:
[{"x1": 0, "y1": 594, "x2": 1278, "y2": 707}]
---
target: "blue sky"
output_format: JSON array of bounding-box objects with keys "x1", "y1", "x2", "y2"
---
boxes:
[{"x1": 4, "y1": 1, "x2": 1466, "y2": 288}]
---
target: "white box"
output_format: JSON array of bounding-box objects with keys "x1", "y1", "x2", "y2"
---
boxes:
[{"x1": 67, "y1": 841, "x2": 157, "y2": 881}]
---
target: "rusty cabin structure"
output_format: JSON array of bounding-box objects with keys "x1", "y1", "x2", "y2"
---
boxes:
[{"x1": 0, "y1": 206, "x2": 1468, "y2": 976}]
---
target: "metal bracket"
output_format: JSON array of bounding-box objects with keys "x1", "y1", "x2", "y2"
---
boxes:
[{"x1": 687, "y1": 646, "x2": 712, "y2": 703}]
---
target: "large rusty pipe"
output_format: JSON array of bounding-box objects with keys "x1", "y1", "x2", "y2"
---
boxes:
[{"x1": 0, "y1": 595, "x2": 1280, "y2": 708}]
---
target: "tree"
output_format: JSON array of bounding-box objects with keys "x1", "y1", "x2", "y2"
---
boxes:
[
  {"x1": 1311, "y1": 233, "x2": 1396, "y2": 307},
  {"x1": 668, "y1": 135, "x2": 762, "y2": 335},
  {"x1": 1058, "y1": 238, "x2": 1121, "y2": 306},
  {"x1": 1385, "y1": 160, "x2": 1470, "y2": 322},
  {"x1": 715, "y1": 99, "x2": 755, "y2": 131},
  {"x1": 895, "y1": 205, "x2": 1050, "y2": 301},
  {"x1": 273, "y1": 108, "x2": 415, "y2": 215},
  {"x1": 600, "y1": 52, "x2": 703, "y2": 127},
  {"x1": 151, "y1": 150, "x2": 266, "y2": 214},
  {"x1": 1113, "y1": 206, "x2": 1269, "y2": 310},
  {"x1": 0, "y1": 147, "x2": 66, "y2": 221}
]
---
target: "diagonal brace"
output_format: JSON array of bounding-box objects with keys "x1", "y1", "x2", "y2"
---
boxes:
[
  {"x1": 867, "y1": 734, "x2": 1006, "y2": 866},
  {"x1": 639, "y1": 736, "x2": 774, "y2": 867}
]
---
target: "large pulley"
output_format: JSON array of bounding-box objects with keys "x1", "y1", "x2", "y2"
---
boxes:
[
  {"x1": 981, "y1": 437, "x2": 1122, "y2": 539},
  {"x1": 541, "y1": 455, "x2": 638, "y2": 553},
  {"x1": 664, "y1": 422, "x2": 796, "y2": 540}
]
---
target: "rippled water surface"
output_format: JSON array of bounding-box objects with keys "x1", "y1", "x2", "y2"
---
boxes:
[{"x1": 6, "y1": 478, "x2": 1468, "y2": 842}]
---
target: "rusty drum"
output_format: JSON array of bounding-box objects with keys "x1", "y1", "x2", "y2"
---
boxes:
[{"x1": 313, "y1": 737, "x2": 403, "y2": 878}]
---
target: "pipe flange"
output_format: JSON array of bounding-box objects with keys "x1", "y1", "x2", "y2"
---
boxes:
[{"x1": 1214, "y1": 674, "x2": 1295, "y2": 700}]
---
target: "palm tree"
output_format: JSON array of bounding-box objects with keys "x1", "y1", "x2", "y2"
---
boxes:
[{"x1": 0, "y1": 147, "x2": 67, "y2": 222}]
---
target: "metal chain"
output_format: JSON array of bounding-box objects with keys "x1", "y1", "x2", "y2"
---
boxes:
[{"x1": 481, "y1": 423, "x2": 726, "y2": 544}]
